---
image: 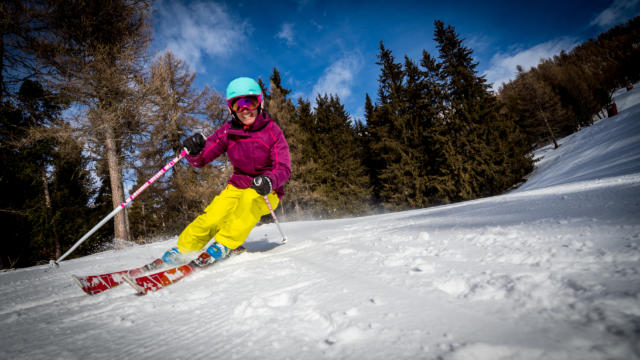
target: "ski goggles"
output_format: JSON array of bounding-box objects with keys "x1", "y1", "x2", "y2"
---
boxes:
[{"x1": 228, "y1": 95, "x2": 261, "y2": 112}]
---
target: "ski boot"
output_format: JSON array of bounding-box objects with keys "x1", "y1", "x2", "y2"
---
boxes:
[
  {"x1": 162, "y1": 247, "x2": 184, "y2": 265},
  {"x1": 205, "y1": 242, "x2": 230, "y2": 260}
]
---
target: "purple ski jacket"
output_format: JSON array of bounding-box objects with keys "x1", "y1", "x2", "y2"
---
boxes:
[{"x1": 186, "y1": 112, "x2": 291, "y2": 198}]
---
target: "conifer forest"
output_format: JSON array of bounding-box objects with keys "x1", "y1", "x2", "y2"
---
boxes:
[{"x1": 1, "y1": 1, "x2": 638, "y2": 268}]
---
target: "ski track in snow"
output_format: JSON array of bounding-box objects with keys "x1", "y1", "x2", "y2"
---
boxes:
[{"x1": 1, "y1": 84, "x2": 640, "y2": 359}]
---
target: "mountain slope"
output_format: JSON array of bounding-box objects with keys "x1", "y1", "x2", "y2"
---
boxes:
[{"x1": 0, "y1": 85, "x2": 639, "y2": 359}]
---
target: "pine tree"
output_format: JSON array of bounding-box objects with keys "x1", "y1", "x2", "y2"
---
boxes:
[
  {"x1": 311, "y1": 95, "x2": 371, "y2": 217},
  {"x1": 1, "y1": 79, "x2": 95, "y2": 267},
  {"x1": 419, "y1": 49, "x2": 455, "y2": 203},
  {"x1": 377, "y1": 57, "x2": 432, "y2": 208},
  {"x1": 498, "y1": 16, "x2": 640, "y2": 149},
  {"x1": 127, "y1": 51, "x2": 215, "y2": 240},
  {"x1": 0, "y1": 0, "x2": 50, "y2": 102},
  {"x1": 500, "y1": 68, "x2": 564, "y2": 148},
  {"x1": 264, "y1": 68, "x2": 301, "y2": 219},
  {"x1": 48, "y1": 138, "x2": 97, "y2": 259},
  {"x1": 287, "y1": 98, "x2": 319, "y2": 217},
  {"x1": 368, "y1": 43, "x2": 405, "y2": 208},
  {"x1": 35, "y1": 0, "x2": 153, "y2": 245},
  {"x1": 433, "y1": 20, "x2": 531, "y2": 201},
  {"x1": 369, "y1": 44, "x2": 446, "y2": 209},
  {"x1": 0, "y1": 100, "x2": 48, "y2": 267},
  {"x1": 361, "y1": 94, "x2": 379, "y2": 197}
]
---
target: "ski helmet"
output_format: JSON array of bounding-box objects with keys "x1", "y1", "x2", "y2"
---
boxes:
[
  {"x1": 225, "y1": 77, "x2": 264, "y2": 122},
  {"x1": 226, "y1": 77, "x2": 262, "y2": 103}
]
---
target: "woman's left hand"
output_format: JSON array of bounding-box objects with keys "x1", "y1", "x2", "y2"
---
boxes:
[{"x1": 251, "y1": 176, "x2": 272, "y2": 196}]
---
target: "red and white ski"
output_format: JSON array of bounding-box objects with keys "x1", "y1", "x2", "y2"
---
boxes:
[
  {"x1": 123, "y1": 246, "x2": 246, "y2": 295},
  {"x1": 72, "y1": 258, "x2": 165, "y2": 295}
]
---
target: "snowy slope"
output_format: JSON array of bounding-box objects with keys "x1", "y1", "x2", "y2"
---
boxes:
[{"x1": 1, "y1": 85, "x2": 639, "y2": 360}]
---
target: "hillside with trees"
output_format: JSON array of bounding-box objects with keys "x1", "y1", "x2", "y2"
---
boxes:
[
  {"x1": 499, "y1": 17, "x2": 640, "y2": 148},
  {"x1": 1, "y1": 0, "x2": 637, "y2": 268}
]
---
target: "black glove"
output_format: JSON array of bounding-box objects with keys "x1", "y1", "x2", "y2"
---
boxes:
[
  {"x1": 251, "y1": 176, "x2": 273, "y2": 196},
  {"x1": 183, "y1": 133, "x2": 206, "y2": 155}
]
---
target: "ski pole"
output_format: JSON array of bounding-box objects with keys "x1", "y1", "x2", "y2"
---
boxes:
[
  {"x1": 50, "y1": 149, "x2": 189, "y2": 267},
  {"x1": 264, "y1": 195, "x2": 287, "y2": 243}
]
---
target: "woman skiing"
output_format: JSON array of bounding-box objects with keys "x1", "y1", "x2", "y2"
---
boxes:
[{"x1": 162, "y1": 77, "x2": 291, "y2": 263}]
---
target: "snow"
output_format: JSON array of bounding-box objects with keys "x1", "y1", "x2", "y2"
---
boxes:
[{"x1": 1, "y1": 85, "x2": 640, "y2": 359}]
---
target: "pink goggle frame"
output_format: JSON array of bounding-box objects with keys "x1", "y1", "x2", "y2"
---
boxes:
[{"x1": 228, "y1": 95, "x2": 261, "y2": 112}]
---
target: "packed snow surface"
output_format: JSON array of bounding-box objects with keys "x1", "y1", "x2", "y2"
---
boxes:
[{"x1": 1, "y1": 85, "x2": 639, "y2": 359}]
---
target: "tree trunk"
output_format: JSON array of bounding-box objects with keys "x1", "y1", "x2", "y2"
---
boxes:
[
  {"x1": 104, "y1": 123, "x2": 130, "y2": 247},
  {"x1": 41, "y1": 167, "x2": 51, "y2": 208},
  {"x1": 141, "y1": 202, "x2": 147, "y2": 239},
  {"x1": 41, "y1": 167, "x2": 61, "y2": 258},
  {"x1": 294, "y1": 199, "x2": 302, "y2": 218},
  {"x1": 538, "y1": 106, "x2": 559, "y2": 149},
  {"x1": 279, "y1": 201, "x2": 286, "y2": 221},
  {"x1": 0, "y1": 31, "x2": 5, "y2": 101}
]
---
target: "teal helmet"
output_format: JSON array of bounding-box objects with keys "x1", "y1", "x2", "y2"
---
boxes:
[{"x1": 225, "y1": 77, "x2": 262, "y2": 102}]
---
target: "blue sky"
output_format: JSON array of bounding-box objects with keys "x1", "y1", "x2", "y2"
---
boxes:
[{"x1": 151, "y1": 0, "x2": 640, "y2": 122}]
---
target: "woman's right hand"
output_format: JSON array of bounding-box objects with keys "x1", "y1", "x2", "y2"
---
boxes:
[{"x1": 183, "y1": 133, "x2": 206, "y2": 155}]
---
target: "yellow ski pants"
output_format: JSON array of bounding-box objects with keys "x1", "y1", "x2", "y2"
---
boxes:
[{"x1": 177, "y1": 184, "x2": 279, "y2": 253}]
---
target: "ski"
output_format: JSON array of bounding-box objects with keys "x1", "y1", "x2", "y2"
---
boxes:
[
  {"x1": 72, "y1": 258, "x2": 165, "y2": 295},
  {"x1": 123, "y1": 246, "x2": 247, "y2": 295}
]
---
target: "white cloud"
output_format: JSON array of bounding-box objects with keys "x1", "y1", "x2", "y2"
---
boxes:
[
  {"x1": 311, "y1": 54, "x2": 362, "y2": 105},
  {"x1": 466, "y1": 34, "x2": 492, "y2": 54},
  {"x1": 277, "y1": 23, "x2": 295, "y2": 46},
  {"x1": 295, "y1": 0, "x2": 313, "y2": 11},
  {"x1": 483, "y1": 38, "x2": 579, "y2": 91},
  {"x1": 591, "y1": 0, "x2": 640, "y2": 28},
  {"x1": 290, "y1": 90, "x2": 306, "y2": 101},
  {"x1": 154, "y1": 0, "x2": 248, "y2": 71},
  {"x1": 310, "y1": 20, "x2": 323, "y2": 31}
]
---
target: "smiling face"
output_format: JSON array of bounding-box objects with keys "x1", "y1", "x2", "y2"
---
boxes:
[
  {"x1": 236, "y1": 108, "x2": 258, "y2": 127},
  {"x1": 228, "y1": 95, "x2": 261, "y2": 127}
]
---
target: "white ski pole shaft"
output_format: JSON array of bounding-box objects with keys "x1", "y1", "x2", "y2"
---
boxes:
[
  {"x1": 51, "y1": 149, "x2": 189, "y2": 266},
  {"x1": 264, "y1": 195, "x2": 287, "y2": 243}
]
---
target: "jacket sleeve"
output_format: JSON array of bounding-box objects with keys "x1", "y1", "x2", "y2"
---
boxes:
[
  {"x1": 186, "y1": 126, "x2": 227, "y2": 168},
  {"x1": 263, "y1": 123, "x2": 291, "y2": 190}
]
